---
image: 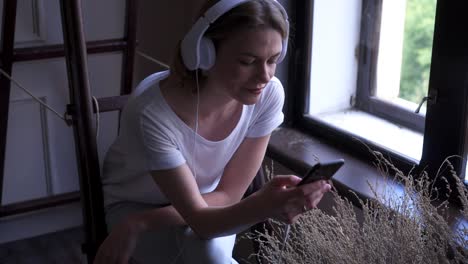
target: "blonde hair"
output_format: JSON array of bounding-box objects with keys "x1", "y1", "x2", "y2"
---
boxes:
[{"x1": 171, "y1": 0, "x2": 289, "y2": 89}]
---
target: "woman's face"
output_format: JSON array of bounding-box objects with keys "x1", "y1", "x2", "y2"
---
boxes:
[{"x1": 206, "y1": 27, "x2": 283, "y2": 105}]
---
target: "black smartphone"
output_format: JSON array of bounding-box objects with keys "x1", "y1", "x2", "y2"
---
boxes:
[{"x1": 297, "y1": 159, "x2": 345, "y2": 186}]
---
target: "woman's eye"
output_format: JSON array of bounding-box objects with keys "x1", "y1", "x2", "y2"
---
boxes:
[{"x1": 239, "y1": 60, "x2": 254, "y2": 66}]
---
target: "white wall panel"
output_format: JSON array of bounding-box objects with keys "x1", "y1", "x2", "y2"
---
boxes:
[
  {"x1": 12, "y1": 59, "x2": 79, "y2": 196},
  {"x1": 10, "y1": 52, "x2": 121, "y2": 197},
  {"x1": 0, "y1": 0, "x2": 126, "y2": 48},
  {"x1": 2, "y1": 98, "x2": 50, "y2": 205},
  {"x1": 81, "y1": 0, "x2": 126, "y2": 41},
  {"x1": 0, "y1": 0, "x2": 127, "y2": 243}
]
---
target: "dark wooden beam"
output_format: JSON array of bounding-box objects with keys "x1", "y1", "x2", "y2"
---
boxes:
[
  {"x1": 59, "y1": 0, "x2": 107, "y2": 261},
  {"x1": 421, "y1": 1, "x2": 468, "y2": 201},
  {"x1": 121, "y1": 0, "x2": 139, "y2": 95},
  {"x1": 0, "y1": 0, "x2": 18, "y2": 206},
  {"x1": 12, "y1": 39, "x2": 127, "y2": 62},
  {"x1": 94, "y1": 94, "x2": 130, "y2": 113},
  {"x1": 0, "y1": 192, "x2": 80, "y2": 217}
]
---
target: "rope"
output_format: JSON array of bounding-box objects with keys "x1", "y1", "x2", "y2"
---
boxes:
[
  {"x1": 136, "y1": 50, "x2": 170, "y2": 69},
  {"x1": 0, "y1": 67, "x2": 100, "y2": 135},
  {"x1": 0, "y1": 67, "x2": 69, "y2": 124}
]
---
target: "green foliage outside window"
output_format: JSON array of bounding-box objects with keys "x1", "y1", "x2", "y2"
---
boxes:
[{"x1": 399, "y1": 0, "x2": 437, "y2": 103}]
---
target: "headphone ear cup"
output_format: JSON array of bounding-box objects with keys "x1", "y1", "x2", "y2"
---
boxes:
[{"x1": 198, "y1": 37, "x2": 216, "y2": 70}]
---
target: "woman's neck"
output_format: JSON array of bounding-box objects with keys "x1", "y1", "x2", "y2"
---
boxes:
[{"x1": 160, "y1": 74, "x2": 241, "y2": 126}]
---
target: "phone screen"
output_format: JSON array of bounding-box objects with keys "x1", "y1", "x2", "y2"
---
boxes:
[{"x1": 297, "y1": 159, "x2": 345, "y2": 186}]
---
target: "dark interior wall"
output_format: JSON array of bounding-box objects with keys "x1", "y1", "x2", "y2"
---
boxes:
[
  {"x1": 134, "y1": 0, "x2": 206, "y2": 84},
  {"x1": 133, "y1": 0, "x2": 291, "y2": 90}
]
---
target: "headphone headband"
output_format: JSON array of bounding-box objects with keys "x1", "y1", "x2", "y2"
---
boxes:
[
  {"x1": 204, "y1": 0, "x2": 250, "y2": 23},
  {"x1": 181, "y1": 0, "x2": 289, "y2": 71}
]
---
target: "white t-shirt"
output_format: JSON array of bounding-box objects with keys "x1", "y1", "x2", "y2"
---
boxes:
[{"x1": 101, "y1": 70, "x2": 284, "y2": 206}]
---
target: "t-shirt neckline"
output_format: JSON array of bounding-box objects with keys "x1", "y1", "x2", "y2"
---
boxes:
[{"x1": 155, "y1": 75, "x2": 245, "y2": 144}]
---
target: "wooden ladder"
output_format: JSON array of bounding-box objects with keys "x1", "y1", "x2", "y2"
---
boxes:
[{"x1": 0, "y1": 0, "x2": 137, "y2": 262}]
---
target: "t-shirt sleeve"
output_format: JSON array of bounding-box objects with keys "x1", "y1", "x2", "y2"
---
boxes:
[
  {"x1": 138, "y1": 106, "x2": 186, "y2": 171},
  {"x1": 246, "y1": 78, "x2": 285, "y2": 138}
]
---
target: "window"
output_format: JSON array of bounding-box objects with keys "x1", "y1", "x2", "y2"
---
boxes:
[
  {"x1": 305, "y1": 0, "x2": 438, "y2": 162},
  {"x1": 287, "y1": 1, "x2": 468, "y2": 183},
  {"x1": 374, "y1": 0, "x2": 437, "y2": 111}
]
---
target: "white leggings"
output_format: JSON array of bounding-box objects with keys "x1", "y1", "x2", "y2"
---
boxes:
[{"x1": 105, "y1": 202, "x2": 238, "y2": 264}]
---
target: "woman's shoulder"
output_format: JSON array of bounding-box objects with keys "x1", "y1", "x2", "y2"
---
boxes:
[
  {"x1": 260, "y1": 76, "x2": 285, "y2": 103},
  {"x1": 246, "y1": 76, "x2": 284, "y2": 117},
  {"x1": 120, "y1": 71, "x2": 172, "y2": 123},
  {"x1": 132, "y1": 70, "x2": 171, "y2": 98},
  {"x1": 269, "y1": 76, "x2": 282, "y2": 86},
  {"x1": 128, "y1": 71, "x2": 172, "y2": 109}
]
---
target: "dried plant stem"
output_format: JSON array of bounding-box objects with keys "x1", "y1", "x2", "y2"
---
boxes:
[{"x1": 245, "y1": 153, "x2": 468, "y2": 264}]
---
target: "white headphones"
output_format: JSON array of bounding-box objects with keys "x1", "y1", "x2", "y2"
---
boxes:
[{"x1": 180, "y1": 0, "x2": 289, "y2": 71}]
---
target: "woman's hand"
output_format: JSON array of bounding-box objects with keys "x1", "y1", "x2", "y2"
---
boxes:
[
  {"x1": 257, "y1": 175, "x2": 331, "y2": 224},
  {"x1": 93, "y1": 215, "x2": 144, "y2": 264},
  {"x1": 301, "y1": 179, "x2": 332, "y2": 209}
]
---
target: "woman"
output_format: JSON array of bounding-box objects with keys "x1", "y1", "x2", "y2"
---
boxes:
[{"x1": 95, "y1": 0, "x2": 331, "y2": 263}]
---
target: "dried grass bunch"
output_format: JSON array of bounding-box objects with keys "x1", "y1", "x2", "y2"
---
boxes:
[{"x1": 247, "y1": 153, "x2": 468, "y2": 264}]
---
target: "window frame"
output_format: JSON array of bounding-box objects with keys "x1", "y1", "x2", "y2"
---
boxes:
[
  {"x1": 285, "y1": 0, "x2": 468, "y2": 189},
  {"x1": 355, "y1": 0, "x2": 427, "y2": 133}
]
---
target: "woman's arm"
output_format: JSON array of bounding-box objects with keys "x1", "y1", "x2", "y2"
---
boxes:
[
  {"x1": 122, "y1": 135, "x2": 271, "y2": 235},
  {"x1": 151, "y1": 134, "x2": 328, "y2": 239},
  {"x1": 119, "y1": 185, "x2": 252, "y2": 236},
  {"x1": 92, "y1": 180, "x2": 254, "y2": 264},
  {"x1": 94, "y1": 135, "x2": 330, "y2": 263},
  {"x1": 148, "y1": 135, "x2": 270, "y2": 236}
]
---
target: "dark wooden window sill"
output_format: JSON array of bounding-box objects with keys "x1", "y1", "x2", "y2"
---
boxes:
[
  {"x1": 267, "y1": 127, "x2": 466, "y2": 231},
  {"x1": 267, "y1": 127, "x2": 402, "y2": 201}
]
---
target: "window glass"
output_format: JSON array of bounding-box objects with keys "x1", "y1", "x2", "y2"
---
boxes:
[
  {"x1": 465, "y1": 156, "x2": 467, "y2": 182},
  {"x1": 465, "y1": 122, "x2": 468, "y2": 182},
  {"x1": 376, "y1": 0, "x2": 437, "y2": 113}
]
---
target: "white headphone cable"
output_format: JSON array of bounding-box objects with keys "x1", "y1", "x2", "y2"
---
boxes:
[
  {"x1": 169, "y1": 70, "x2": 201, "y2": 264},
  {"x1": 193, "y1": 70, "x2": 200, "y2": 180}
]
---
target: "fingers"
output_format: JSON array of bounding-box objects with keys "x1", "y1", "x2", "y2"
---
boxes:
[
  {"x1": 290, "y1": 180, "x2": 330, "y2": 213},
  {"x1": 298, "y1": 180, "x2": 330, "y2": 195},
  {"x1": 270, "y1": 175, "x2": 302, "y2": 188},
  {"x1": 267, "y1": 176, "x2": 332, "y2": 224},
  {"x1": 306, "y1": 191, "x2": 325, "y2": 209}
]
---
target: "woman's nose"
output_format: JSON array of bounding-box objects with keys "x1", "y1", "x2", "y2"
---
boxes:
[{"x1": 256, "y1": 63, "x2": 271, "y2": 83}]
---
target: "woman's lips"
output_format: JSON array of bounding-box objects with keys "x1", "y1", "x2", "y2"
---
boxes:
[{"x1": 248, "y1": 88, "x2": 263, "y2": 95}]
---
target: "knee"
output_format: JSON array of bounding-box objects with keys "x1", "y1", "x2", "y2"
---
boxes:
[{"x1": 181, "y1": 228, "x2": 235, "y2": 264}]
